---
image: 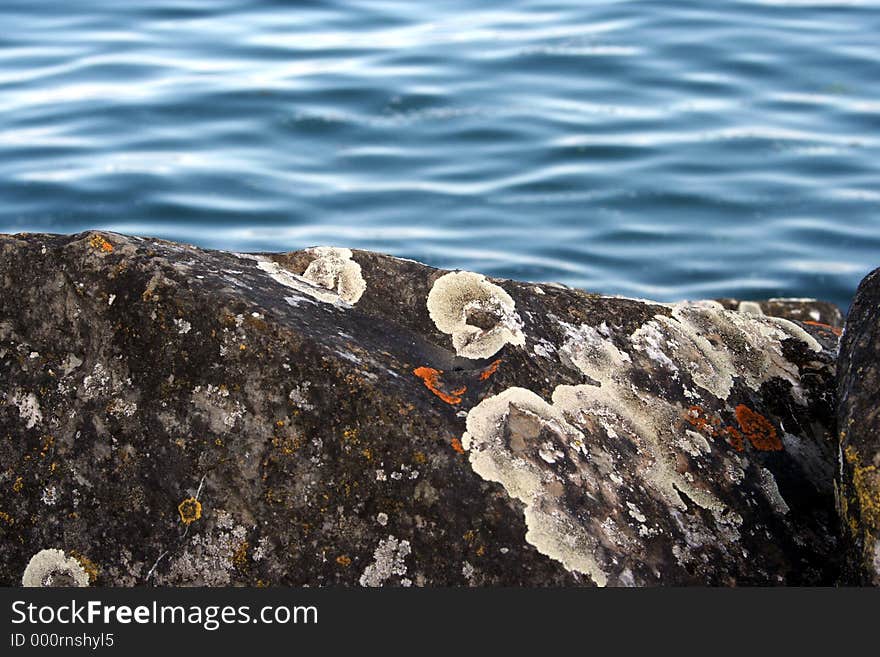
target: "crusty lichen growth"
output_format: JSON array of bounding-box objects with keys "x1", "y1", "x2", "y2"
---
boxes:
[
  {"x1": 427, "y1": 271, "x2": 525, "y2": 359},
  {"x1": 241, "y1": 249, "x2": 365, "y2": 305},
  {"x1": 301, "y1": 247, "x2": 366, "y2": 304},
  {"x1": 358, "y1": 535, "x2": 411, "y2": 587},
  {"x1": 461, "y1": 300, "x2": 827, "y2": 585},
  {"x1": 158, "y1": 510, "x2": 248, "y2": 586},
  {"x1": 178, "y1": 497, "x2": 202, "y2": 525},
  {"x1": 843, "y1": 445, "x2": 880, "y2": 578},
  {"x1": 462, "y1": 388, "x2": 609, "y2": 586},
  {"x1": 70, "y1": 551, "x2": 100, "y2": 584},
  {"x1": 22, "y1": 549, "x2": 90, "y2": 587},
  {"x1": 88, "y1": 233, "x2": 114, "y2": 253}
]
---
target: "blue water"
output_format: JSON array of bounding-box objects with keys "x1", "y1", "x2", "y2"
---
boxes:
[{"x1": 2, "y1": 1, "x2": 879, "y2": 309}]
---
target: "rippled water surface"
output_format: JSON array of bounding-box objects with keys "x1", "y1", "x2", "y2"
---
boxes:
[{"x1": 2, "y1": 0, "x2": 879, "y2": 308}]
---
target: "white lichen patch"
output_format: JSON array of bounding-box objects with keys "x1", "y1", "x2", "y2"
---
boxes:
[
  {"x1": 11, "y1": 390, "x2": 42, "y2": 429},
  {"x1": 643, "y1": 303, "x2": 821, "y2": 400},
  {"x1": 301, "y1": 247, "x2": 366, "y2": 304},
  {"x1": 158, "y1": 510, "x2": 248, "y2": 586},
  {"x1": 238, "y1": 249, "x2": 365, "y2": 305},
  {"x1": 358, "y1": 535, "x2": 411, "y2": 587},
  {"x1": 82, "y1": 362, "x2": 118, "y2": 399},
  {"x1": 460, "y1": 299, "x2": 822, "y2": 585},
  {"x1": 533, "y1": 338, "x2": 556, "y2": 359},
  {"x1": 558, "y1": 321, "x2": 630, "y2": 381},
  {"x1": 41, "y1": 485, "x2": 58, "y2": 506},
  {"x1": 288, "y1": 383, "x2": 315, "y2": 411},
  {"x1": 107, "y1": 398, "x2": 138, "y2": 418},
  {"x1": 631, "y1": 321, "x2": 677, "y2": 373},
  {"x1": 737, "y1": 301, "x2": 764, "y2": 315},
  {"x1": 174, "y1": 318, "x2": 192, "y2": 334},
  {"x1": 759, "y1": 467, "x2": 790, "y2": 515},
  {"x1": 61, "y1": 353, "x2": 83, "y2": 376},
  {"x1": 236, "y1": 254, "x2": 339, "y2": 305},
  {"x1": 427, "y1": 271, "x2": 525, "y2": 359},
  {"x1": 191, "y1": 384, "x2": 245, "y2": 432},
  {"x1": 22, "y1": 549, "x2": 89, "y2": 587},
  {"x1": 462, "y1": 387, "x2": 609, "y2": 586}
]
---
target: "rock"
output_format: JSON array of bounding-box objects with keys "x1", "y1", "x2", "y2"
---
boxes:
[
  {"x1": 837, "y1": 266, "x2": 880, "y2": 585},
  {"x1": 0, "y1": 231, "x2": 844, "y2": 586}
]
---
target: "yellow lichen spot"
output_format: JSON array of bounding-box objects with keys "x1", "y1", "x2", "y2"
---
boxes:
[
  {"x1": 177, "y1": 497, "x2": 202, "y2": 525},
  {"x1": 475, "y1": 545, "x2": 486, "y2": 557},
  {"x1": 232, "y1": 541, "x2": 249, "y2": 569},
  {"x1": 88, "y1": 234, "x2": 114, "y2": 253},
  {"x1": 272, "y1": 434, "x2": 302, "y2": 455},
  {"x1": 12, "y1": 477, "x2": 23, "y2": 493},
  {"x1": 848, "y1": 448, "x2": 880, "y2": 530},
  {"x1": 0, "y1": 510, "x2": 14, "y2": 525},
  {"x1": 239, "y1": 344, "x2": 247, "y2": 351},
  {"x1": 336, "y1": 555, "x2": 352, "y2": 567},
  {"x1": 70, "y1": 552, "x2": 99, "y2": 583},
  {"x1": 413, "y1": 451, "x2": 427, "y2": 465},
  {"x1": 39, "y1": 435, "x2": 55, "y2": 458}
]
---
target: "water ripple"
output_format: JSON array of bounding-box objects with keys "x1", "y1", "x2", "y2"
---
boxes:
[{"x1": 2, "y1": 0, "x2": 879, "y2": 309}]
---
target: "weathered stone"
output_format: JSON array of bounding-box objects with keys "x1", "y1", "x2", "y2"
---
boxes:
[
  {"x1": 837, "y1": 266, "x2": 880, "y2": 585},
  {"x1": 0, "y1": 231, "x2": 844, "y2": 586}
]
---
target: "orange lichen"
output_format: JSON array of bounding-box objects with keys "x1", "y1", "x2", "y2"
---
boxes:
[
  {"x1": 803, "y1": 320, "x2": 843, "y2": 337},
  {"x1": 723, "y1": 426, "x2": 744, "y2": 452},
  {"x1": 735, "y1": 405, "x2": 781, "y2": 451},
  {"x1": 88, "y1": 234, "x2": 114, "y2": 253},
  {"x1": 177, "y1": 497, "x2": 202, "y2": 525},
  {"x1": 336, "y1": 555, "x2": 352, "y2": 567},
  {"x1": 413, "y1": 366, "x2": 466, "y2": 405},
  {"x1": 479, "y1": 359, "x2": 502, "y2": 381},
  {"x1": 684, "y1": 405, "x2": 719, "y2": 436},
  {"x1": 451, "y1": 437, "x2": 465, "y2": 454},
  {"x1": 686, "y1": 404, "x2": 781, "y2": 452}
]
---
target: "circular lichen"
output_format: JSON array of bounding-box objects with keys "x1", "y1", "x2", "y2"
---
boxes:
[
  {"x1": 178, "y1": 497, "x2": 202, "y2": 525},
  {"x1": 22, "y1": 549, "x2": 90, "y2": 587},
  {"x1": 426, "y1": 271, "x2": 525, "y2": 359}
]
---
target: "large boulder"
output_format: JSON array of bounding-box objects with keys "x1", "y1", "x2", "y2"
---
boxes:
[
  {"x1": 837, "y1": 266, "x2": 880, "y2": 585},
  {"x1": 0, "y1": 232, "x2": 843, "y2": 586}
]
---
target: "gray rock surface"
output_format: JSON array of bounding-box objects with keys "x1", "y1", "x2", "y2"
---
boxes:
[
  {"x1": 837, "y1": 266, "x2": 880, "y2": 585},
  {"x1": 0, "y1": 231, "x2": 850, "y2": 585}
]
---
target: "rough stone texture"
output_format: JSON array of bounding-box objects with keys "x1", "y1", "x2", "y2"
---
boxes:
[
  {"x1": 837, "y1": 266, "x2": 880, "y2": 585},
  {"x1": 0, "y1": 231, "x2": 846, "y2": 586}
]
